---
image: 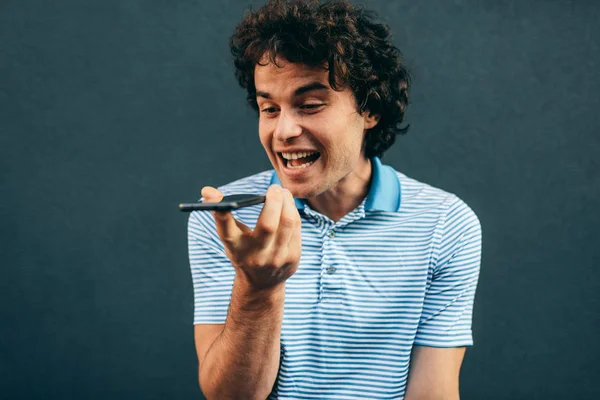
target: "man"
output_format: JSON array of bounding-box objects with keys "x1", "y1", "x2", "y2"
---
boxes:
[{"x1": 187, "y1": 1, "x2": 482, "y2": 399}]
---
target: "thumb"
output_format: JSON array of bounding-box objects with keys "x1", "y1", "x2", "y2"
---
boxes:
[{"x1": 201, "y1": 186, "x2": 223, "y2": 203}]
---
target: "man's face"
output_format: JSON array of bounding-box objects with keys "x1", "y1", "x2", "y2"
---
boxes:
[{"x1": 255, "y1": 59, "x2": 378, "y2": 199}]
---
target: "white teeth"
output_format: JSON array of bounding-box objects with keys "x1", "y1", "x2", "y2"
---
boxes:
[
  {"x1": 281, "y1": 151, "x2": 317, "y2": 160},
  {"x1": 287, "y1": 159, "x2": 316, "y2": 169}
]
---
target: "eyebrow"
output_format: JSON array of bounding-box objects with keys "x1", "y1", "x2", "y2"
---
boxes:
[{"x1": 256, "y1": 82, "x2": 329, "y2": 99}]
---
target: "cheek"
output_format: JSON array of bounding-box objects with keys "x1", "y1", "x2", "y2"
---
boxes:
[
  {"x1": 324, "y1": 116, "x2": 364, "y2": 151},
  {"x1": 305, "y1": 115, "x2": 335, "y2": 145}
]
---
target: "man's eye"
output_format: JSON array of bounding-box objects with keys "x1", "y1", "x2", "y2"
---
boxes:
[
  {"x1": 300, "y1": 104, "x2": 324, "y2": 109},
  {"x1": 261, "y1": 107, "x2": 278, "y2": 114}
]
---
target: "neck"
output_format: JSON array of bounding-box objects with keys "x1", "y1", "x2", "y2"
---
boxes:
[{"x1": 306, "y1": 157, "x2": 372, "y2": 222}]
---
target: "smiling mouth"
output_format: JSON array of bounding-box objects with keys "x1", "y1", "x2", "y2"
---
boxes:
[{"x1": 278, "y1": 152, "x2": 321, "y2": 169}]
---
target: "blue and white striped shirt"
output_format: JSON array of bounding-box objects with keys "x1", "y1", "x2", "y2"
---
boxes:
[{"x1": 187, "y1": 157, "x2": 482, "y2": 399}]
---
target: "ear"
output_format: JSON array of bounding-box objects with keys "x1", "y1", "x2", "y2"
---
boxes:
[{"x1": 363, "y1": 110, "x2": 381, "y2": 130}]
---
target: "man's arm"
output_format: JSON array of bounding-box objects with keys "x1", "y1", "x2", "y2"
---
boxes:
[
  {"x1": 195, "y1": 278, "x2": 284, "y2": 400},
  {"x1": 191, "y1": 185, "x2": 301, "y2": 400},
  {"x1": 404, "y1": 346, "x2": 466, "y2": 400},
  {"x1": 406, "y1": 196, "x2": 482, "y2": 399}
]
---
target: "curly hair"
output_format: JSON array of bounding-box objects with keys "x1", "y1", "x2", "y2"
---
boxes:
[{"x1": 230, "y1": 0, "x2": 411, "y2": 159}]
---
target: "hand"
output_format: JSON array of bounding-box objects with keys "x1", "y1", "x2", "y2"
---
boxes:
[{"x1": 201, "y1": 184, "x2": 302, "y2": 291}]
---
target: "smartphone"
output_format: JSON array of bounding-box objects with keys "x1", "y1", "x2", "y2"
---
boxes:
[{"x1": 179, "y1": 194, "x2": 266, "y2": 212}]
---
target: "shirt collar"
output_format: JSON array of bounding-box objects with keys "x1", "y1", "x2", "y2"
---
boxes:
[{"x1": 269, "y1": 156, "x2": 401, "y2": 212}]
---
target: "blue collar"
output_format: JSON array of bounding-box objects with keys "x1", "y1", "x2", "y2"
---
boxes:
[{"x1": 269, "y1": 156, "x2": 401, "y2": 212}]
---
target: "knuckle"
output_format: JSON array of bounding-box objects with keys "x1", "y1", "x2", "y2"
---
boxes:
[
  {"x1": 259, "y1": 221, "x2": 278, "y2": 234},
  {"x1": 247, "y1": 254, "x2": 266, "y2": 268},
  {"x1": 280, "y1": 216, "x2": 296, "y2": 229},
  {"x1": 271, "y1": 254, "x2": 285, "y2": 268}
]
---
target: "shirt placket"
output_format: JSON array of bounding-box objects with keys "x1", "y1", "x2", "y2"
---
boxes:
[
  {"x1": 320, "y1": 224, "x2": 343, "y2": 302},
  {"x1": 303, "y1": 202, "x2": 366, "y2": 303}
]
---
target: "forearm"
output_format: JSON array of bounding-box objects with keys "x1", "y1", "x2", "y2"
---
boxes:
[
  {"x1": 200, "y1": 275, "x2": 285, "y2": 400},
  {"x1": 404, "y1": 346, "x2": 464, "y2": 400}
]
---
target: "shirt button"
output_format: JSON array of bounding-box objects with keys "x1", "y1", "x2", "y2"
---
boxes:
[
  {"x1": 327, "y1": 230, "x2": 336, "y2": 238},
  {"x1": 326, "y1": 266, "x2": 337, "y2": 275}
]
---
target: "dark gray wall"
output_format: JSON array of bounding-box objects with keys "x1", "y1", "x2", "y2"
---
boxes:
[{"x1": 1, "y1": 0, "x2": 599, "y2": 399}]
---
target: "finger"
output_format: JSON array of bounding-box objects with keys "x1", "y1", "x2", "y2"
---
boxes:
[
  {"x1": 200, "y1": 186, "x2": 245, "y2": 244},
  {"x1": 287, "y1": 211, "x2": 302, "y2": 262},
  {"x1": 212, "y1": 209, "x2": 244, "y2": 245},
  {"x1": 253, "y1": 184, "x2": 284, "y2": 245},
  {"x1": 273, "y1": 189, "x2": 300, "y2": 252},
  {"x1": 201, "y1": 186, "x2": 223, "y2": 202},
  {"x1": 215, "y1": 211, "x2": 252, "y2": 243}
]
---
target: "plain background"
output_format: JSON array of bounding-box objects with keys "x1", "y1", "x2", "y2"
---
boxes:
[{"x1": 1, "y1": 0, "x2": 599, "y2": 399}]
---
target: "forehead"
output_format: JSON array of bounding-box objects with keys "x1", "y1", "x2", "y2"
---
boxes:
[{"x1": 254, "y1": 59, "x2": 330, "y2": 95}]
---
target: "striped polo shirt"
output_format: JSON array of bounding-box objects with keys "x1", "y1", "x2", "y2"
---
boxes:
[{"x1": 187, "y1": 157, "x2": 482, "y2": 400}]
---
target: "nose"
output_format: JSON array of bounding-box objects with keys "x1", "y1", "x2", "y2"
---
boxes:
[{"x1": 273, "y1": 109, "x2": 303, "y2": 142}]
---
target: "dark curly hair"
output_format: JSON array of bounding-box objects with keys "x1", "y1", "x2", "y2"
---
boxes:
[{"x1": 230, "y1": 0, "x2": 411, "y2": 159}]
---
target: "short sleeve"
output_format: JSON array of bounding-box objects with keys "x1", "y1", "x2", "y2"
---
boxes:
[
  {"x1": 187, "y1": 210, "x2": 236, "y2": 325},
  {"x1": 414, "y1": 196, "x2": 482, "y2": 347}
]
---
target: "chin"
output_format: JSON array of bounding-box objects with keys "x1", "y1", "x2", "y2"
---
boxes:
[{"x1": 287, "y1": 183, "x2": 325, "y2": 200}]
